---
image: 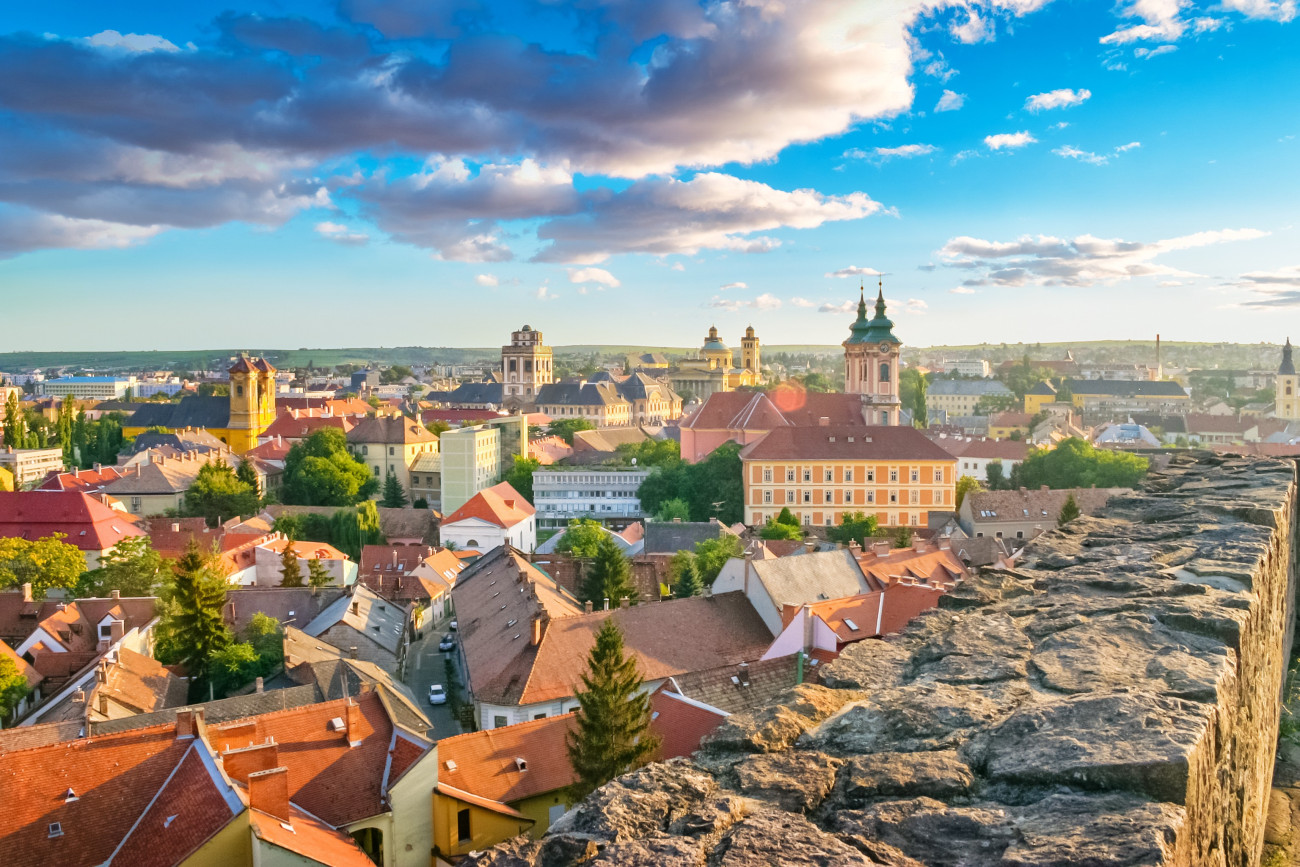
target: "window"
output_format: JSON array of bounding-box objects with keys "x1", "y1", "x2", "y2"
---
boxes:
[
  {"x1": 236, "y1": 385, "x2": 244, "y2": 397},
  {"x1": 910, "y1": 469, "x2": 919, "y2": 483},
  {"x1": 866, "y1": 469, "x2": 875, "y2": 482},
  {"x1": 824, "y1": 490, "x2": 833, "y2": 503},
  {"x1": 910, "y1": 490, "x2": 919, "y2": 505},
  {"x1": 845, "y1": 490, "x2": 853, "y2": 504},
  {"x1": 361, "y1": 445, "x2": 368, "y2": 455},
  {"x1": 493, "y1": 715, "x2": 508, "y2": 728},
  {"x1": 458, "y1": 809, "x2": 472, "y2": 842},
  {"x1": 786, "y1": 468, "x2": 795, "y2": 482},
  {"x1": 762, "y1": 468, "x2": 772, "y2": 483},
  {"x1": 763, "y1": 490, "x2": 772, "y2": 504},
  {"x1": 389, "y1": 446, "x2": 395, "y2": 456},
  {"x1": 802, "y1": 513, "x2": 810, "y2": 525},
  {"x1": 866, "y1": 491, "x2": 875, "y2": 504},
  {"x1": 534, "y1": 712, "x2": 547, "y2": 720},
  {"x1": 373, "y1": 466, "x2": 380, "y2": 475},
  {"x1": 824, "y1": 469, "x2": 833, "y2": 482},
  {"x1": 889, "y1": 469, "x2": 899, "y2": 483},
  {"x1": 802, "y1": 469, "x2": 811, "y2": 482},
  {"x1": 786, "y1": 491, "x2": 795, "y2": 504},
  {"x1": 802, "y1": 490, "x2": 811, "y2": 503},
  {"x1": 844, "y1": 468, "x2": 853, "y2": 483},
  {"x1": 889, "y1": 490, "x2": 898, "y2": 504},
  {"x1": 509, "y1": 359, "x2": 517, "y2": 372},
  {"x1": 98, "y1": 622, "x2": 112, "y2": 640},
  {"x1": 911, "y1": 513, "x2": 920, "y2": 526},
  {"x1": 934, "y1": 469, "x2": 944, "y2": 483}
]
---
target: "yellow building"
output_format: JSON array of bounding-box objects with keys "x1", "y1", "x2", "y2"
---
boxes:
[
  {"x1": 739, "y1": 425, "x2": 957, "y2": 528},
  {"x1": 1024, "y1": 378, "x2": 1189, "y2": 418},
  {"x1": 123, "y1": 355, "x2": 278, "y2": 453},
  {"x1": 1276, "y1": 339, "x2": 1299, "y2": 421},
  {"x1": 666, "y1": 326, "x2": 761, "y2": 401}
]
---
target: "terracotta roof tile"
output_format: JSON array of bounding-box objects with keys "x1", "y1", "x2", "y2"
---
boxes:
[
  {"x1": 438, "y1": 714, "x2": 578, "y2": 804},
  {"x1": 0, "y1": 491, "x2": 145, "y2": 552},
  {"x1": 443, "y1": 481, "x2": 535, "y2": 529},
  {"x1": 739, "y1": 425, "x2": 958, "y2": 463},
  {"x1": 249, "y1": 804, "x2": 376, "y2": 867},
  {"x1": 650, "y1": 690, "x2": 727, "y2": 760}
]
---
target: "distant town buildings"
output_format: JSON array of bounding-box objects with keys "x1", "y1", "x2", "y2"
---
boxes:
[{"x1": 37, "y1": 376, "x2": 135, "y2": 400}]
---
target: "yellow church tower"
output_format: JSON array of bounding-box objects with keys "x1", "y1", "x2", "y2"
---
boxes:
[
  {"x1": 227, "y1": 355, "x2": 277, "y2": 452},
  {"x1": 1276, "y1": 339, "x2": 1299, "y2": 421},
  {"x1": 741, "y1": 326, "x2": 761, "y2": 376}
]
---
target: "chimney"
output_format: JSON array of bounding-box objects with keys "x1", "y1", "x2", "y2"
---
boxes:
[
  {"x1": 175, "y1": 708, "x2": 199, "y2": 739},
  {"x1": 345, "y1": 700, "x2": 364, "y2": 747},
  {"x1": 109, "y1": 619, "x2": 124, "y2": 642},
  {"x1": 937, "y1": 536, "x2": 952, "y2": 552},
  {"x1": 351, "y1": 600, "x2": 359, "y2": 616},
  {"x1": 873, "y1": 541, "x2": 891, "y2": 557},
  {"x1": 672, "y1": 517, "x2": 681, "y2": 523},
  {"x1": 247, "y1": 767, "x2": 292, "y2": 823},
  {"x1": 1040, "y1": 485, "x2": 1049, "y2": 492},
  {"x1": 743, "y1": 554, "x2": 753, "y2": 597},
  {"x1": 620, "y1": 596, "x2": 630, "y2": 609},
  {"x1": 109, "y1": 589, "x2": 120, "y2": 600},
  {"x1": 584, "y1": 600, "x2": 593, "y2": 614},
  {"x1": 818, "y1": 416, "x2": 829, "y2": 426},
  {"x1": 603, "y1": 597, "x2": 610, "y2": 611},
  {"x1": 737, "y1": 662, "x2": 750, "y2": 687},
  {"x1": 20, "y1": 583, "x2": 32, "y2": 603},
  {"x1": 96, "y1": 692, "x2": 109, "y2": 715},
  {"x1": 349, "y1": 646, "x2": 358, "y2": 659},
  {"x1": 73, "y1": 688, "x2": 86, "y2": 704},
  {"x1": 847, "y1": 540, "x2": 861, "y2": 555},
  {"x1": 96, "y1": 661, "x2": 108, "y2": 684},
  {"x1": 255, "y1": 676, "x2": 264, "y2": 694},
  {"x1": 171, "y1": 522, "x2": 180, "y2": 532},
  {"x1": 531, "y1": 614, "x2": 547, "y2": 646}
]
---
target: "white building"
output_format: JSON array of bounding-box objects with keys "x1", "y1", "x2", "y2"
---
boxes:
[
  {"x1": 37, "y1": 376, "x2": 137, "y2": 400},
  {"x1": 531, "y1": 467, "x2": 651, "y2": 531},
  {"x1": 0, "y1": 447, "x2": 64, "y2": 488},
  {"x1": 440, "y1": 481, "x2": 536, "y2": 554},
  {"x1": 944, "y1": 360, "x2": 992, "y2": 378}
]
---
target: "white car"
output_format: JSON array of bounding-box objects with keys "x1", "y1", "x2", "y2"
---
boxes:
[{"x1": 429, "y1": 684, "x2": 447, "y2": 705}]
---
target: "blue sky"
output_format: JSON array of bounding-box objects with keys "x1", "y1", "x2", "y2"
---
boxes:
[{"x1": 1, "y1": 0, "x2": 1297, "y2": 352}]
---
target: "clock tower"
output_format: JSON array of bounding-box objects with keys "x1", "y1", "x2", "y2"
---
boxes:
[{"x1": 843, "y1": 282, "x2": 903, "y2": 425}]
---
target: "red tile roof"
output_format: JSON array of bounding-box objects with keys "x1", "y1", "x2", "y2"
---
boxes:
[
  {"x1": 437, "y1": 713, "x2": 578, "y2": 804},
  {"x1": 37, "y1": 466, "x2": 128, "y2": 494},
  {"x1": 0, "y1": 491, "x2": 145, "y2": 552},
  {"x1": 249, "y1": 804, "x2": 377, "y2": 867},
  {"x1": 739, "y1": 425, "x2": 958, "y2": 462},
  {"x1": 852, "y1": 544, "x2": 967, "y2": 590},
  {"x1": 443, "y1": 481, "x2": 535, "y2": 529},
  {"x1": 650, "y1": 689, "x2": 727, "y2": 760},
  {"x1": 261, "y1": 412, "x2": 357, "y2": 442},
  {"x1": 931, "y1": 436, "x2": 1029, "y2": 461}
]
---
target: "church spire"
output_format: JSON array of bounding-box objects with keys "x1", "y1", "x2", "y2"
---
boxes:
[
  {"x1": 874, "y1": 275, "x2": 886, "y2": 318},
  {"x1": 1282, "y1": 337, "x2": 1296, "y2": 376}
]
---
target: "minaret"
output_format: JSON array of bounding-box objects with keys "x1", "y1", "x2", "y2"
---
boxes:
[
  {"x1": 1277, "y1": 338, "x2": 1299, "y2": 421},
  {"x1": 842, "y1": 279, "x2": 902, "y2": 424}
]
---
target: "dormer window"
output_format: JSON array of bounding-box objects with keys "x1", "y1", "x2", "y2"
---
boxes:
[{"x1": 49, "y1": 823, "x2": 64, "y2": 838}]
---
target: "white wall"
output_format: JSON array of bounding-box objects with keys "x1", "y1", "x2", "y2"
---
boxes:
[
  {"x1": 760, "y1": 610, "x2": 839, "y2": 661},
  {"x1": 711, "y1": 558, "x2": 782, "y2": 636}
]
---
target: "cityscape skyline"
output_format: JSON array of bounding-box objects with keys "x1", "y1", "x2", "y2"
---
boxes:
[{"x1": 1, "y1": 0, "x2": 1297, "y2": 351}]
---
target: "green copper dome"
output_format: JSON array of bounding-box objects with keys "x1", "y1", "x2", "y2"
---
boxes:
[
  {"x1": 844, "y1": 288, "x2": 901, "y2": 346},
  {"x1": 702, "y1": 325, "x2": 729, "y2": 352}
]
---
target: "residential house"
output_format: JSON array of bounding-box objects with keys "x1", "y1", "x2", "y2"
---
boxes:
[
  {"x1": 36, "y1": 464, "x2": 129, "y2": 495},
  {"x1": 33, "y1": 647, "x2": 189, "y2": 727},
  {"x1": 0, "y1": 490, "x2": 145, "y2": 570},
  {"x1": 535, "y1": 380, "x2": 633, "y2": 427},
  {"x1": 100, "y1": 450, "x2": 241, "y2": 517},
  {"x1": 440, "y1": 481, "x2": 537, "y2": 554},
  {"x1": 222, "y1": 533, "x2": 353, "y2": 587},
  {"x1": 433, "y1": 714, "x2": 578, "y2": 857},
  {"x1": 0, "y1": 447, "x2": 64, "y2": 488},
  {"x1": 615, "y1": 372, "x2": 683, "y2": 424},
  {"x1": 711, "y1": 549, "x2": 877, "y2": 636},
  {"x1": 625, "y1": 352, "x2": 670, "y2": 371},
  {"x1": 358, "y1": 545, "x2": 465, "y2": 627},
  {"x1": 221, "y1": 585, "x2": 348, "y2": 635},
  {"x1": 1024, "y1": 379, "x2": 1190, "y2": 420},
  {"x1": 0, "y1": 639, "x2": 43, "y2": 718},
  {"x1": 932, "y1": 435, "x2": 1029, "y2": 483},
  {"x1": 987, "y1": 412, "x2": 1032, "y2": 439},
  {"x1": 739, "y1": 424, "x2": 958, "y2": 529},
  {"x1": 959, "y1": 486, "x2": 1125, "y2": 540},
  {"x1": 926, "y1": 379, "x2": 1015, "y2": 417},
  {"x1": 346, "y1": 413, "x2": 440, "y2": 498},
  {"x1": 302, "y1": 583, "x2": 411, "y2": 678},
  {"x1": 642, "y1": 519, "x2": 734, "y2": 554}
]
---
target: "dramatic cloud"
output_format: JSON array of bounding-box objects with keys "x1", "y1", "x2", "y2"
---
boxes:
[
  {"x1": 0, "y1": 207, "x2": 163, "y2": 259},
  {"x1": 935, "y1": 89, "x2": 966, "y2": 112},
  {"x1": 1101, "y1": 0, "x2": 1188, "y2": 44},
  {"x1": 1025, "y1": 88, "x2": 1091, "y2": 112},
  {"x1": 1053, "y1": 141, "x2": 1139, "y2": 165},
  {"x1": 825, "y1": 265, "x2": 883, "y2": 278},
  {"x1": 709, "y1": 292, "x2": 781, "y2": 312},
  {"x1": 567, "y1": 267, "x2": 621, "y2": 287},
  {"x1": 984, "y1": 131, "x2": 1037, "y2": 150},
  {"x1": 939, "y1": 227, "x2": 1269, "y2": 287},
  {"x1": 314, "y1": 221, "x2": 369, "y2": 245},
  {"x1": 719, "y1": 281, "x2": 748, "y2": 291}
]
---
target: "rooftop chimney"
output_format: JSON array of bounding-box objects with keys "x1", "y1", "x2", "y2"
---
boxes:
[
  {"x1": 737, "y1": 662, "x2": 750, "y2": 687},
  {"x1": 349, "y1": 646, "x2": 358, "y2": 659},
  {"x1": 531, "y1": 614, "x2": 548, "y2": 646},
  {"x1": 97, "y1": 692, "x2": 109, "y2": 715},
  {"x1": 247, "y1": 767, "x2": 292, "y2": 823},
  {"x1": 109, "y1": 589, "x2": 120, "y2": 600},
  {"x1": 603, "y1": 597, "x2": 610, "y2": 611},
  {"x1": 345, "y1": 699, "x2": 364, "y2": 747},
  {"x1": 619, "y1": 596, "x2": 630, "y2": 609},
  {"x1": 20, "y1": 583, "x2": 32, "y2": 603},
  {"x1": 873, "y1": 541, "x2": 891, "y2": 557},
  {"x1": 73, "y1": 688, "x2": 86, "y2": 704},
  {"x1": 584, "y1": 600, "x2": 593, "y2": 614},
  {"x1": 175, "y1": 708, "x2": 199, "y2": 740},
  {"x1": 351, "y1": 600, "x2": 359, "y2": 616},
  {"x1": 818, "y1": 416, "x2": 829, "y2": 426},
  {"x1": 255, "y1": 676, "x2": 264, "y2": 694}
]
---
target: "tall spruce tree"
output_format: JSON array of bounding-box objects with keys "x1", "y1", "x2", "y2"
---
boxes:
[
  {"x1": 380, "y1": 471, "x2": 408, "y2": 508},
  {"x1": 580, "y1": 535, "x2": 638, "y2": 608},
  {"x1": 280, "y1": 538, "x2": 304, "y2": 587},
  {"x1": 307, "y1": 557, "x2": 333, "y2": 587},
  {"x1": 566, "y1": 619, "x2": 659, "y2": 804},
  {"x1": 235, "y1": 458, "x2": 261, "y2": 493},
  {"x1": 165, "y1": 540, "x2": 231, "y2": 695},
  {"x1": 670, "y1": 551, "x2": 702, "y2": 599},
  {"x1": 1058, "y1": 493, "x2": 1081, "y2": 526}
]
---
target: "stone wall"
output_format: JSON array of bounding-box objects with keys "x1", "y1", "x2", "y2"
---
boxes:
[{"x1": 468, "y1": 454, "x2": 1298, "y2": 867}]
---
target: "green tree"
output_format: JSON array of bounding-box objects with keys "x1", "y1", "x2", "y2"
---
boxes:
[
  {"x1": 760, "y1": 519, "x2": 803, "y2": 540},
  {"x1": 694, "y1": 534, "x2": 743, "y2": 586},
  {"x1": 550, "y1": 418, "x2": 595, "y2": 445},
  {"x1": 954, "y1": 475, "x2": 983, "y2": 512},
  {"x1": 1014, "y1": 438, "x2": 1148, "y2": 490},
  {"x1": 57, "y1": 394, "x2": 76, "y2": 463},
  {"x1": 307, "y1": 557, "x2": 333, "y2": 587},
  {"x1": 280, "y1": 538, "x2": 304, "y2": 587},
  {"x1": 826, "y1": 512, "x2": 880, "y2": 548},
  {"x1": 0, "y1": 534, "x2": 87, "y2": 599},
  {"x1": 985, "y1": 460, "x2": 1007, "y2": 491},
  {"x1": 637, "y1": 442, "x2": 744, "y2": 525},
  {"x1": 613, "y1": 439, "x2": 681, "y2": 468},
  {"x1": 159, "y1": 540, "x2": 231, "y2": 696},
  {"x1": 0, "y1": 654, "x2": 31, "y2": 721},
  {"x1": 78, "y1": 536, "x2": 168, "y2": 597},
  {"x1": 208, "y1": 642, "x2": 261, "y2": 698},
  {"x1": 654, "y1": 498, "x2": 692, "y2": 522},
  {"x1": 235, "y1": 458, "x2": 260, "y2": 492},
  {"x1": 379, "y1": 471, "x2": 409, "y2": 508},
  {"x1": 329, "y1": 500, "x2": 385, "y2": 560},
  {"x1": 669, "y1": 551, "x2": 702, "y2": 599},
  {"x1": 426, "y1": 420, "x2": 451, "y2": 437},
  {"x1": 503, "y1": 455, "x2": 540, "y2": 504},
  {"x1": 282, "y1": 429, "x2": 378, "y2": 506},
  {"x1": 899, "y1": 368, "x2": 929, "y2": 427},
  {"x1": 565, "y1": 619, "x2": 660, "y2": 804},
  {"x1": 580, "y1": 535, "x2": 638, "y2": 608},
  {"x1": 775, "y1": 507, "x2": 799, "y2": 527},
  {"x1": 556, "y1": 518, "x2": 606, "y2": 559},
  {"x1": 894, "y1": 525, "x2": 913, "y2": 547},
  {"x1": 1058, "y1": 493, "x2": 1081, "y2": 526},
  {"x1": 182, "y1": 460, "x2": 261, "y2": 526},
  {"x1": 3, "y1": 391, "x2": 27, "y2": 449},
  {"x1": 797, "y1": 372, "x2": 835, "y2": 393},
  {"x1": 245, "y1": 612, "x2": 284, "y2": 664}
]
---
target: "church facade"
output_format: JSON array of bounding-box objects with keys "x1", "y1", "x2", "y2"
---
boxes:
[
  {"x1": 123, "y1": 355, "x2": 278, "y2": 453},
  {"x1": 665, "y1": 326, "x2": 762, "y2": 401},
  {"x1": 843, "y1": 287, "x2": 903, "y2": 425}
]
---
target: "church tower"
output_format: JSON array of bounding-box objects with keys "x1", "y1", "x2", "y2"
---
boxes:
[
  {"x1": 502, "y1": 325, "x2": 553, "y2": 401},
  {"x1": 741, "y1": 326, "x2": 761, "y2": 375},
  {"x1": 843, "y1": 282, "x2": 902, "y2": 425},
  {"x1": 227, "y1": 354, "x2": 277, "y2": 452},
  {"x1": 1276, "y1": 338, "x2": 1299, "y2": 421}
]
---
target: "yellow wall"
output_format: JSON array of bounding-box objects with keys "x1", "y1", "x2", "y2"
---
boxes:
[
  {"x1": 180, "y1": 810, "x2": 253, "y2": 867},
  {"x1": 742, "y1": 458, "x2": 956, "y2": 528},
  {"x1": 513, "y1": 791, "x2": 568, "y2": 838},
  {"x1": 433, "y1": 791, "x2": 533, "y2": 859},
  {"x1": 0, "y1": 467, "x2": 11, "y2": 492},
  {"x1": 1023, "y1": 392, "x2": 1055, "y2": 414},
  {"x1": 987, "y1": 423, "x2": 1027, "y2": 439}
]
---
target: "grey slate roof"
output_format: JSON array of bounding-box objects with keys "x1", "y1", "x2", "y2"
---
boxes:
[
  {"x1": 304, "y1": 584, "x2": 408, "y2": 656},
  {"x1": 643, "y1": 521, "x2": 728, "y2": 554},
  {"x1": 928, "y1": 380, "x2": 1015, "y2": 397},
  {"x1": 89, "y1": 684, "x2": 324, "y2": 735},
  {"x1": 749, "y1": 549, "x2": 873, "y2": 608},
  {"x1": 1067, "y1": 379, "x2": 1188, "y2": 397},
  {"x1": 536, "y1": 381, "x2": 630, "y2": 408},
  {"x1": 126, "y1": 396, "x2": 232, "y2": 430},
  {"x1": 447, "y1": 382, "x2": 504, "y2": 405}
]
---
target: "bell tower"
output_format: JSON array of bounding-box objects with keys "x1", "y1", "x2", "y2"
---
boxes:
[
  {"x1": 842, "y1": 280, "x2": 902, "y2": 425},
  {"x1": 741, "y1": 326, "x2": 761, "y2": 375},
  {"x1": 227, "y1": 354, "x2": 277, "y2": 452},
  {"x1": 1276, "y1": 338, "x2": 1299, "y2": 421}
]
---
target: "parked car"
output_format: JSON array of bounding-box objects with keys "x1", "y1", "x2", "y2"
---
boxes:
[
  {"x1": 439, "y1": 634, "x2": 456, "y2": 652},
  {"x1": 448, "y1": 620, "x2": 458, "y2": 631},
  {"x1": 429, "y1": 684, "x2": 447, "y2": 705}
]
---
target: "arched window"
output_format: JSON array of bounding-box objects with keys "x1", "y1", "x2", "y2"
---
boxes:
[
  {"x1": 879, "y1": 362, "x2": 891, "y2": 383},
  {"x1": 1288, "y1": 383, "x2": 1294, "y2": 396},
  {"x1": 236, "y1": 385, "x2": 244, "y2": 397}
]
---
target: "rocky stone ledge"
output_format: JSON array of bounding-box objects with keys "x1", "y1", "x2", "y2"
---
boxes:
[{"x1": 467, "y1": 453, "x2": 1297, "y2": 867}]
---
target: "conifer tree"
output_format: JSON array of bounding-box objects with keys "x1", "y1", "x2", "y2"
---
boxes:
[
  {"x1": 235, "y1": 458, "x2": 261, "y2": 493},
  {"x1": 380, "y1": 471, "x2": 408, "y2": 508},
  {"x1": 280, "y1": 538, "x2": 304, "y2": 587},
  {"x1": 1058, "y1": 493, "x2": 1081, "y2": 526},
  {"x1": 307, "y1": 557, "x2": 333, "y2": 587},
  {"x1": 580, "y1": 535, "x2": 638, "y2": 608},
  {"x1": 894, "y1": 525, "x2": 913, "y2": 548},
  {"x1": 165, "y1": 540, "x2": 231, "y2": 695},
  {"x1": 671, "y1": 552, "x2": 702, "y2": 599},
  {"x1": 566, "y1": 619, "x2": 659, "y2": 804}
]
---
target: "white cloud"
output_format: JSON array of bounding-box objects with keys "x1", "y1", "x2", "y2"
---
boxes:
[
  {"x1": 314, "y1": 220, "x2": 369, "y2": 245},
  {"x1": 0, "y1": 209, "x2": 163, "y2": 259},
  {"x1": 903, "y1": 298, "x2": 928, "y2": 314},
  {"x1": 1025, "y1": 88, "x2": 1092, "y2": 112},
  {"x1": 85, "y1": 30, "x2": 181, "y2": 53},
  {"x1": 790, "y1": 297, "x2": 817, "y2": 307},
  {"x1": 709, "y1": 292, "x2": 781, "y2": 312},
  {"x1": 536, "y1": 286, "x2": 558, "y2": 301},
  {"x1": 935, "y1": 90, "x2": 966, "y2": 112},
  {"x1": 1192, "y1": 16, "x2": 1225, "y2": 31},
  {"x1": 949, "y1": 286, "x2": 977, "y2": 294},
  {"x1": 984, "y1": 131, "x2": 1037, "y2": 150},
  {"x1": 819, "y1": 300, "x2": 858, "y2": 314},
  {"x1": 475, "y1": 273, "x2": 499, "y2": 287},
  {"x1": 951, "y1": 9, "x2": 993, "y2": 43},
  {"x1": 939, "y1": 227, "x2": 1269, "y2": 288},
  {"x1": 825, "y1": 265, "x2": 883, "y2": 278},
  {"x1": 567, "y1": 267, "x2": 621, "y2": 287},
  {"x1": 671, "y1": 263, "x2": 685, "y2": 272},
  {"x1": 1235, "y1": 266, "x2": 1300, "y2": 308},
  {"x1": 720, "y1": 281, "x2": 748, "y2": 291},
  {"x1": 875, "y1": 144, "x2": 939, "y2": 160},
  {"x1": 1221, "y1": 0, "x2": 1296, "y2": 22},
  {"x1": 1159, "y1": 280, "x2": 1185, "y2": 286},
  {"x1": 1052, "y1": 121, "x2": 1070, "y2": 130},
  {"x1": 1100, "y1": 0, "x2": 1188, "y2": 44},
  {"x1": 1115, "y1": 141, "x2": 1142, "y2": 152},
  {"x1": 753, "y1": 293, "x2": 783, "y2": 310},
  {"x1": 1053, "y1": 141, "x2": 1141, "y2": 166},
  {"x1": 1135, "y1": 44, "x2": 1178, "y2": 58}
]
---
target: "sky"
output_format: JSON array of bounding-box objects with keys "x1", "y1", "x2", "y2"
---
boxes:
[{"x1": 1, "y1": 0, "x2": 1298, "y2": 352}]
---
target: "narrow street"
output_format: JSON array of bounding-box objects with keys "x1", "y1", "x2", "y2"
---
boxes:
[{"x1": 405, "y1": 611, "x2": 464, "y2": 741}]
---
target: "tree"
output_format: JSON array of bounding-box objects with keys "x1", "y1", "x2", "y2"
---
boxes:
[
  {"x1": 57, "y1": 394, "x2": 76, "y2": 463},
  {"x1": 894, "y1": 525, "x2": 913, "y2": 547},
  {"x1": 669, "y1": 551, "x2": 702, "y2": 599},
  {"x1": 208, "y1": 642, "x2": 261, "y2": 699},
  {"x1": 775, "y1": 507, "x2": 799, "y2": 527},
  {"x1": 613, "y1": 439, "x2": 681, "y2": 468},
  {"x1": 3, "y1": 391, "x2": 27, "y2": 449},
  {"x1": 503, "y1": 455, "x2": 541, "y2": 505},
  {"x1": 566, "y1": 619, "x2": 659, "y2": 804},
  {"x1": 0, "y1": 534, "x2": 87, "y2": 599},
  {"x1": 159, "y1": 540, "x2": 231, "y2": 695},
  {"x1": 985, "y1": 460, "x2": 1007, "y2": 490},
  {"x1": 79, "y1": 536, "x2": 168, "y2": 598},
  {"x1": 0, "y1": 654, "x2": 30, "y2": 721},
  {"x1": 182, "y1": 460, "x2": 260, "y2": 526},
  {"x1": 280, "y1": 538, "x2": 304, "y2": 587},
  {"x1": 798, "y1": 372, "x2": 835, "y2": 393},
  {"x1": 900, "y1": 368, "x2": 929, "y2": 427},
  {"x1": 760, "y1": 519, "x2": 803, "y2": 540},
  {"x1": 654, "y1": 498, "x2": 691, "y2": 522},
  {"x1": 282, "y1": 429, "x2": 378, "y2": 506},
  {"x1": 235, "y1": 458, "x2": 261, "y2": 492},
  {"x1": 1014, "y1": 438, "x2": 1148, "y2": 490},
  {"x1": 580, "y1": 536, "x2": 638, "y2": 608},
  {"x1": 827, "y1": 512, "x2": 880, "y2": 549},
  {"x1": 556, "y1": 518, "x2": 606, "y2": 559},
  {"x1": 1058, "y1": 494, "x2": 1081, "y2": 526},
  {"x1": 426, "y1": 420, "x2": 451, "y2": 437},
  {"x1": 636, "y1": 442, "x2": 744, "y2": 525},
  {"x1": 380, "y1": 471, "x2": 409, "y2": 508},
  {"x1": 954, "y1": 475, "x2": 983, "y2": 512},
  {"x1": 693, "y1": 534, "x2": 743, "y2": 586},
  {"x1": 550, "y1": 418, "x2": 595, "y2": 445}
]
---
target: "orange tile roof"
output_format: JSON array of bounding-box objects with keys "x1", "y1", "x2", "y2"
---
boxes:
[
  {"x1": 443, "y1": 481, "x2": 535, "y2": 529},
  {"x1": 651, "y1": 689, "x2": 727, "y2": 760},
  {"x1": 435, "y1": 782, "x2": 533, "y2": 820},
  {"x1": 852, "y1": 545, "x2": 967, "y2": 590},
  {"x1": 36, "y1": 466, "x2": 128, "y2": 494},
  {"x1": 0, "y1": 491, "x2": 145, "y2": 552},
  {"x1": 0, "y1": 638, "x2": 41, "y2": 688},
  {"x1": 259, "y1": 536, "x2": 349, "y2": 562},
  {"x1": 436, "y1": 713, "x2": 578, "y2": 804},
  {"x1": 97, "y1": 647, "x2": 188, "y2": 715},
  {"x1": 249, "y1": 804, "x2": 376, "y2": 867}
]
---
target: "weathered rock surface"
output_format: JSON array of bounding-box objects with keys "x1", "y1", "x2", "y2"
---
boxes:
[{"x1": 466, "y1": 454, "x2": 1297, "y2": 867}]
